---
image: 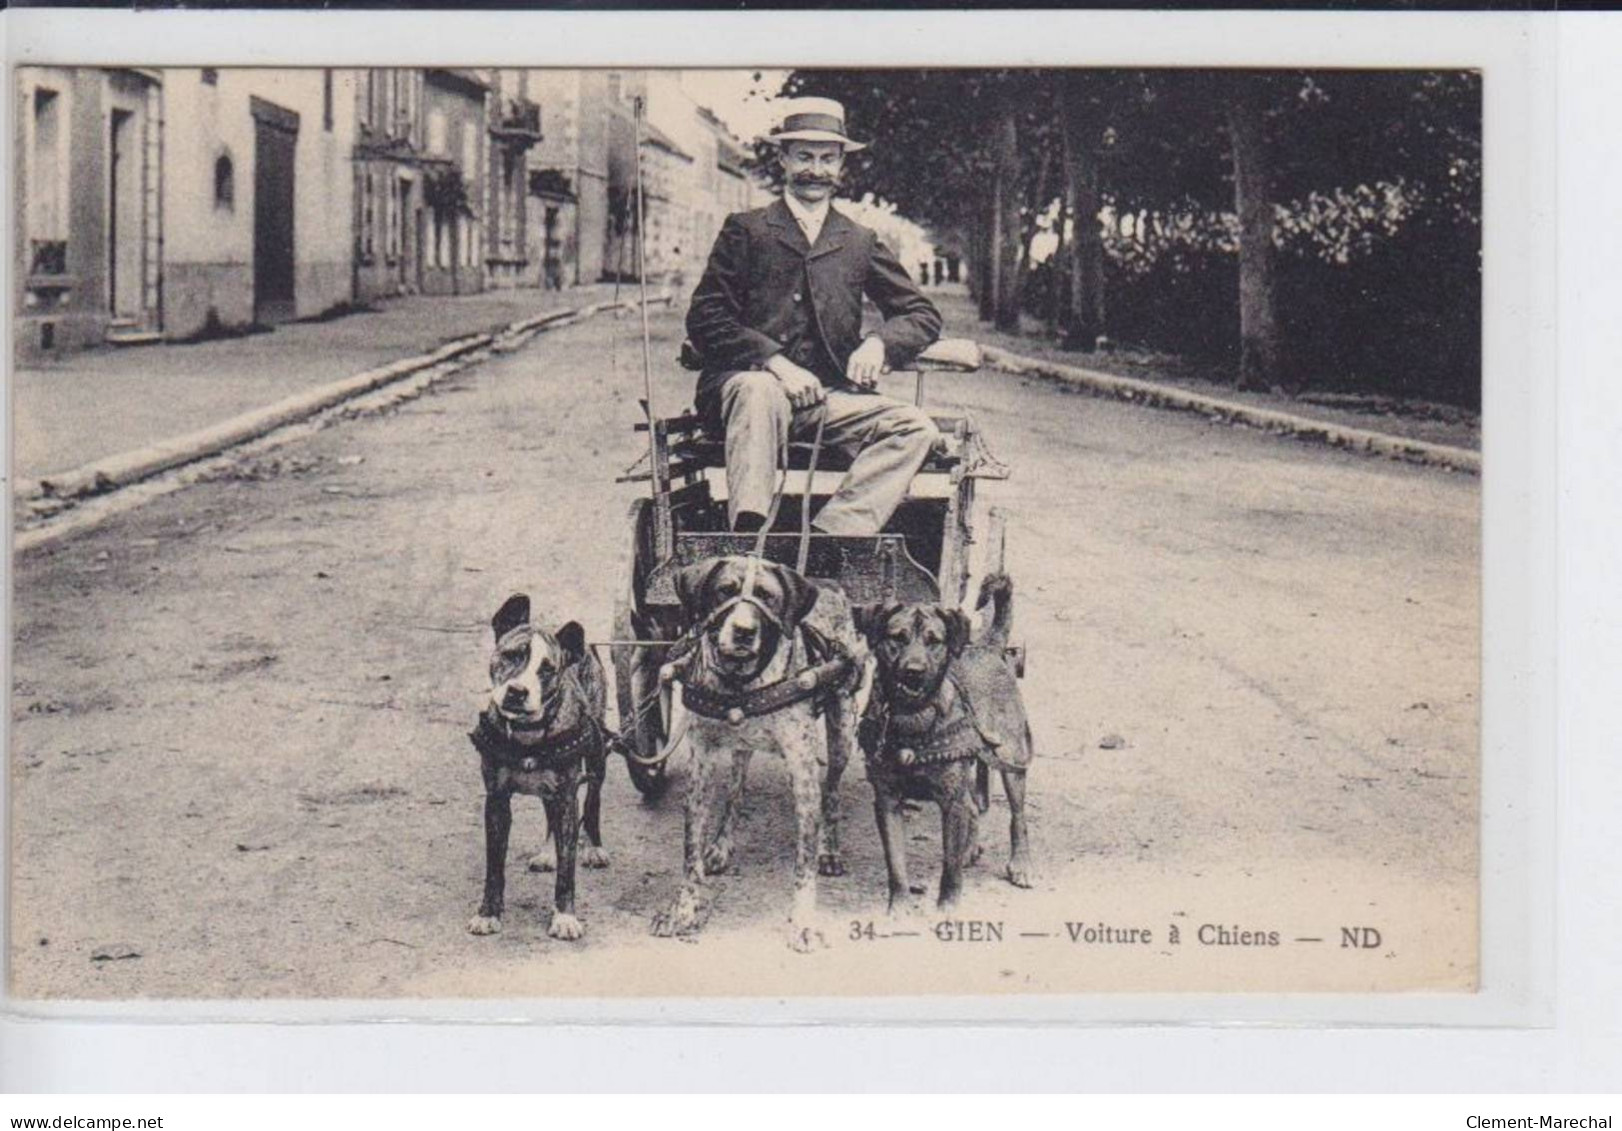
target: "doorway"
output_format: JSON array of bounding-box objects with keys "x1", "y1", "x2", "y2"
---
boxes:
[
  {"x1": 108, "y1": 108, "x2": 142, "y2": 319},
  {"x1": 252, "y1": 100, "x2": 298, "y2": 324}
]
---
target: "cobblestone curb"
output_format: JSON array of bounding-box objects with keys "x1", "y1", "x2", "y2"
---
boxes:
[{"x1": 981, "y1": 344, "x2": 1480, "y2": 475}]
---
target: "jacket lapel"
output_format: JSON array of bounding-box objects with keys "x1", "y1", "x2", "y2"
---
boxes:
[
  {"x1": 766, "y1": 199, "x2": 811, "y2": 256},
  {"x1": 806, "y1": 207, "x2": 850, "y2": 261}
]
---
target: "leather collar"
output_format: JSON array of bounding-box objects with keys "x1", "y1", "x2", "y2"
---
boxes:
[
  {"x1": 861, "y1": 672, "x2": 993, "y2": 768},
  {"x1": 677, "y1": 624, "x2": 856, "y2": 725},
  {"x1": 471, "y1": 706, "x2": 598, "y2": 771}
]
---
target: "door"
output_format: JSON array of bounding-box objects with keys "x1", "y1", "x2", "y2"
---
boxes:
[
  {"x1": 543, "y1": 206, "x2": 561, "y2": 290},
  {"x1": 108, "y1": 108, "x2": 142, "y2": 318},
  {"x1": 253, "y1": 104, "x2": 298, "y2": 324}
]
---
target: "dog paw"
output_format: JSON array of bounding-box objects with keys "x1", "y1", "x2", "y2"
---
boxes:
[
  {"x1": 702, "y1": 836, "x2": 734, "y2": 876},
  {"x1": 817, "y1": 851, "x2": 846, "y2": 877},
  {"x1": 526, "y1": 850, "x2": 556, "y2": 874},
  {"x1": 467, "y1": 915, "x2": 502, "y2": 936},
  {"x1": 548, "y1": 913, "x2": 585, "y2": 941},
  {"x1": 651, "y1": 889, "x2": 702, "y2": 937},
  {"x1": 580, "y1": 845, "x2": 612, "y2": 870},
  {"x1": 785, "y1": 920, "x2": 828, "y2": 954},
  {"x1": 1005, "y1": 857, "x2": 1034, "y2": 889}
]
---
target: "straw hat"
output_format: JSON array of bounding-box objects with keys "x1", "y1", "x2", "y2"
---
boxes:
[{"x1": 767, "y1": 97, "x2": 868, "y2": 152}]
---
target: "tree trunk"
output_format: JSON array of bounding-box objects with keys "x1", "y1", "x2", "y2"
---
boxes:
[
  {"x1": 1225, "y1": 76, "x2": 1283, "y2": 392},
  {"x1": 972, "y1": 212, "x2": 994, "y2": 322},
  {"x1": 1059, "y1": 79, "x2": 1105, "y2": 351},
  {"x1": 991, "y1": 100, "x2": 1023, "y2": 332}
]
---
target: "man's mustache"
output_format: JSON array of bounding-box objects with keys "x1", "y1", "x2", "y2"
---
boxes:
[{"x1": 789, "y1": 172, "x2": 842, "y2": 187}]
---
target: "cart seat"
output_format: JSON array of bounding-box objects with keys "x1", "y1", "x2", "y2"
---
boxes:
[{"x1": 677, "y1": 415, "x2": 972, "y2": 475}]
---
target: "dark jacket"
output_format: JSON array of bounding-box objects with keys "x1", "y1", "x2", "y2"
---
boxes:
[{"x1": 686, "y1": 199, "x2": 942, "y2": 416}]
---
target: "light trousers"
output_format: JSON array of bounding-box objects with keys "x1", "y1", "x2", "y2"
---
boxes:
[{"x1": 718, "y1": 371, "x2": 939, "y2": 536}]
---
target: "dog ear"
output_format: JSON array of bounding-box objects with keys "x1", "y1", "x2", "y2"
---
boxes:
[
  {"x1": 771, "y1": 563, "x2": 821, "y2": 626},
  {"x1": 943, "y1": 608, "x2": 974, "y2": 657},
  {"x1": 854, "y1": 602, "x2": 899, "y2": 644},
  {"x1": 492, "y1": 593, "x2": 530, "y2": 640},
  {"x1": 555, "y1": 621, "x2": 587, "y2": 667},
  {"x1": 673, "y1": 559, "x2": 726, "y2": 621}
]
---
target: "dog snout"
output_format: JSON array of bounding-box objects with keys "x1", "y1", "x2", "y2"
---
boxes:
[
  {"x1": 501, "y1": 683, "x2": 531, "y2": 712},
  {"x1": 717, "y1": 605, "x2": 762, "y2": 654}
]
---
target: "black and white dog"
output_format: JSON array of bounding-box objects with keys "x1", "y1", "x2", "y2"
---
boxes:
[{"x1": 467, "y1": 593, "x2": 611, "y2": 940}]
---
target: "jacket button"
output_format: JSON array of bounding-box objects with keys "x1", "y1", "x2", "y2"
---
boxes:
[{"x1": 793, "y1": 292, "x2": 804, "y2": 302}]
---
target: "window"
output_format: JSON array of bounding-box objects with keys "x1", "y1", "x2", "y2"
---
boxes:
[
  {"x1": 201, "y1": 68, "x2": 218, "y2": 86},
  {"x1": 29, "y1": 87, "x2": 66, "y2": 274},
  {"x1": 387, "y1": 177, "x2": 400, "y2": 259},
  {"x1": 323, "y1": 69, "x2": 333, "y2": 132},
  {"x1": 362, "y1": 172, "x2": 375, "y2": 258},
  {"x1": 427, "y1": 110, "x2": 447, "y2": 156},
  {"x1": 213, "y1": 153, "x2": 234, "y2": 210}
]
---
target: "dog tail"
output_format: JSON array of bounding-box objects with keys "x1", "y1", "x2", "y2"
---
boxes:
[{"x1": 975, "y1": 572, "x2": 1014, "y2": 648}]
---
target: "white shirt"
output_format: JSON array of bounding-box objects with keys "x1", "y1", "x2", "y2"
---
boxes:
[{"x1": 783, "y1": 192, "x2": 831, "y2": 247}]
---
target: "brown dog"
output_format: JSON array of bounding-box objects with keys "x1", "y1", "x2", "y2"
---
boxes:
[
  {"x1": 651, "y1": 555, "x2": 862, "y2": 952},
  {"x1": 857, "y1": 573, "x2": 1033, "y2": 913}
]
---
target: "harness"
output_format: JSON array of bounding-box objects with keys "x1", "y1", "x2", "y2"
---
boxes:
[
  {"x1": 861, "y1": 670, "x2": 1010, "y2": 770},
  {"x1": 470, "y1": 661, "x2": 609, "y2": 781},
  {"x1": 669, "y1": 618, "x2": 857, "y2": 725}
]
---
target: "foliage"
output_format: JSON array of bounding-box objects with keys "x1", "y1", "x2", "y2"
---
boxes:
[{"x1": 771, "y1": 67, "x2": 1482, "y2": 405}]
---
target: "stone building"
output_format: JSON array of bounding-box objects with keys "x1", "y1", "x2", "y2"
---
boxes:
[
  {"x1": 352, "y1": 68, "x2": 488, "y2": 302},
  {"x1": 352, "y1": 68, "x2": 426, "y2": 303},
  {"x1": 603, "y1": 71, "x2": 708, "y2": 284},
  {"x1": 164, "y1": 67, "x2": 353, "y2": 334},
  {"x1": 14, "y1": 66, "x2": 355, "y2": 360},
  {"x1": 14, "y1": 67, "x2": 164, "y2": 359},
  {"x1": 524, "y1": 69, "x2": 612, "y2": 288},
  {"x1": 482, "y1": 68, "x2": 542, "y2": 289}
]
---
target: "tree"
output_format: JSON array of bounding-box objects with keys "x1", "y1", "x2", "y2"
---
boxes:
[
  {"x1": 989, "y1": 93, "x2": 1024, "y2": 330},
  {"x1": 1223, "y1": 72, "x2": 1284, "y2": 392},
  {"x1": 1059, "y1": 73, "x2": 1108, "y2": 350}
]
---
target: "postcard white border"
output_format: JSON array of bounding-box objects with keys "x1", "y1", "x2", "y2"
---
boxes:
[{"x1": 1, "y1": 3, "x2": 1600, "y2": 1090}]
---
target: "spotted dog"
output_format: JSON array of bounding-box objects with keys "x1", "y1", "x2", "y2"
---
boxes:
[
  {"x1": 857, "y1": 573, "x2": 1033, "y2": 913},
  {"x1": 467, "y1": 593, "x2": 611, "y2": 941},
  {"x1": 651, "y1": 556, "x2": 863, "y2": 952}
]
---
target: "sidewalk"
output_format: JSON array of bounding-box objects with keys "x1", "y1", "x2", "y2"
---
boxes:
[
  {"x1": 929, "y1": 290, "x2": 1481, "y2": 454},
  {"x1": 10, "y1": 283, "x2": 625, "y2": 483}
]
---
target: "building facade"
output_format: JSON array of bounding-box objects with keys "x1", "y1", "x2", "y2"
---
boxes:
[
  {"x1": 164, "y1": 67, "x2": 354, "y2": 335},
  {"x1": 353, "y1": 68, "x2": 489, "y2": 302},
  {"x1": 420, "y1": 69, "x2": 489, "y2": 297},
  {"x1": 15, "y1": 67, "x2": 164, "y2": 359},
  {"x1": 482, "y1": 68, "x2": 542, "y2": 289},
  {"x1": 353, "y1": 68, "x2": 425, "y2": 303},
  {"x1": 525, "y1": 68, "x2": 612, "y2": 288}
]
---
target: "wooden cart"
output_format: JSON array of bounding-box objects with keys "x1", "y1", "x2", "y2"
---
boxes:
[{"x1": 610, "y1": 339, "x2": 1012, "y2": 798}]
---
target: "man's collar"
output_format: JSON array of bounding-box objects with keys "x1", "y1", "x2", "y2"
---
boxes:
[{"x1": 782, "y1": 192, "x2": 831, "y2": 228}]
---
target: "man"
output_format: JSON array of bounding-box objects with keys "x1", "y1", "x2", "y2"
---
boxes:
[{"x1": 686, "y1": 97, "x2": 943, "y2": 536}]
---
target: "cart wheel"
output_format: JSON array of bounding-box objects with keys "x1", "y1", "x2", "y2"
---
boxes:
[{"x1": 612, "y1": 497, "x2": 672, "y2": 800}]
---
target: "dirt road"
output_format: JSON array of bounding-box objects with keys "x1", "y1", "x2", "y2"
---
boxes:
[{"x1": 8, "y1": 305, "x2": 1479, "y2": 999}]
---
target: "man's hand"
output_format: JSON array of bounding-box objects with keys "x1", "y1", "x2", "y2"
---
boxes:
[
  {"x1": 764, "y1": 354, "x2": 827, "y2": 409},
  {"x1": 846, "y1": 336, "x2": 887, "y2": 390}
]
